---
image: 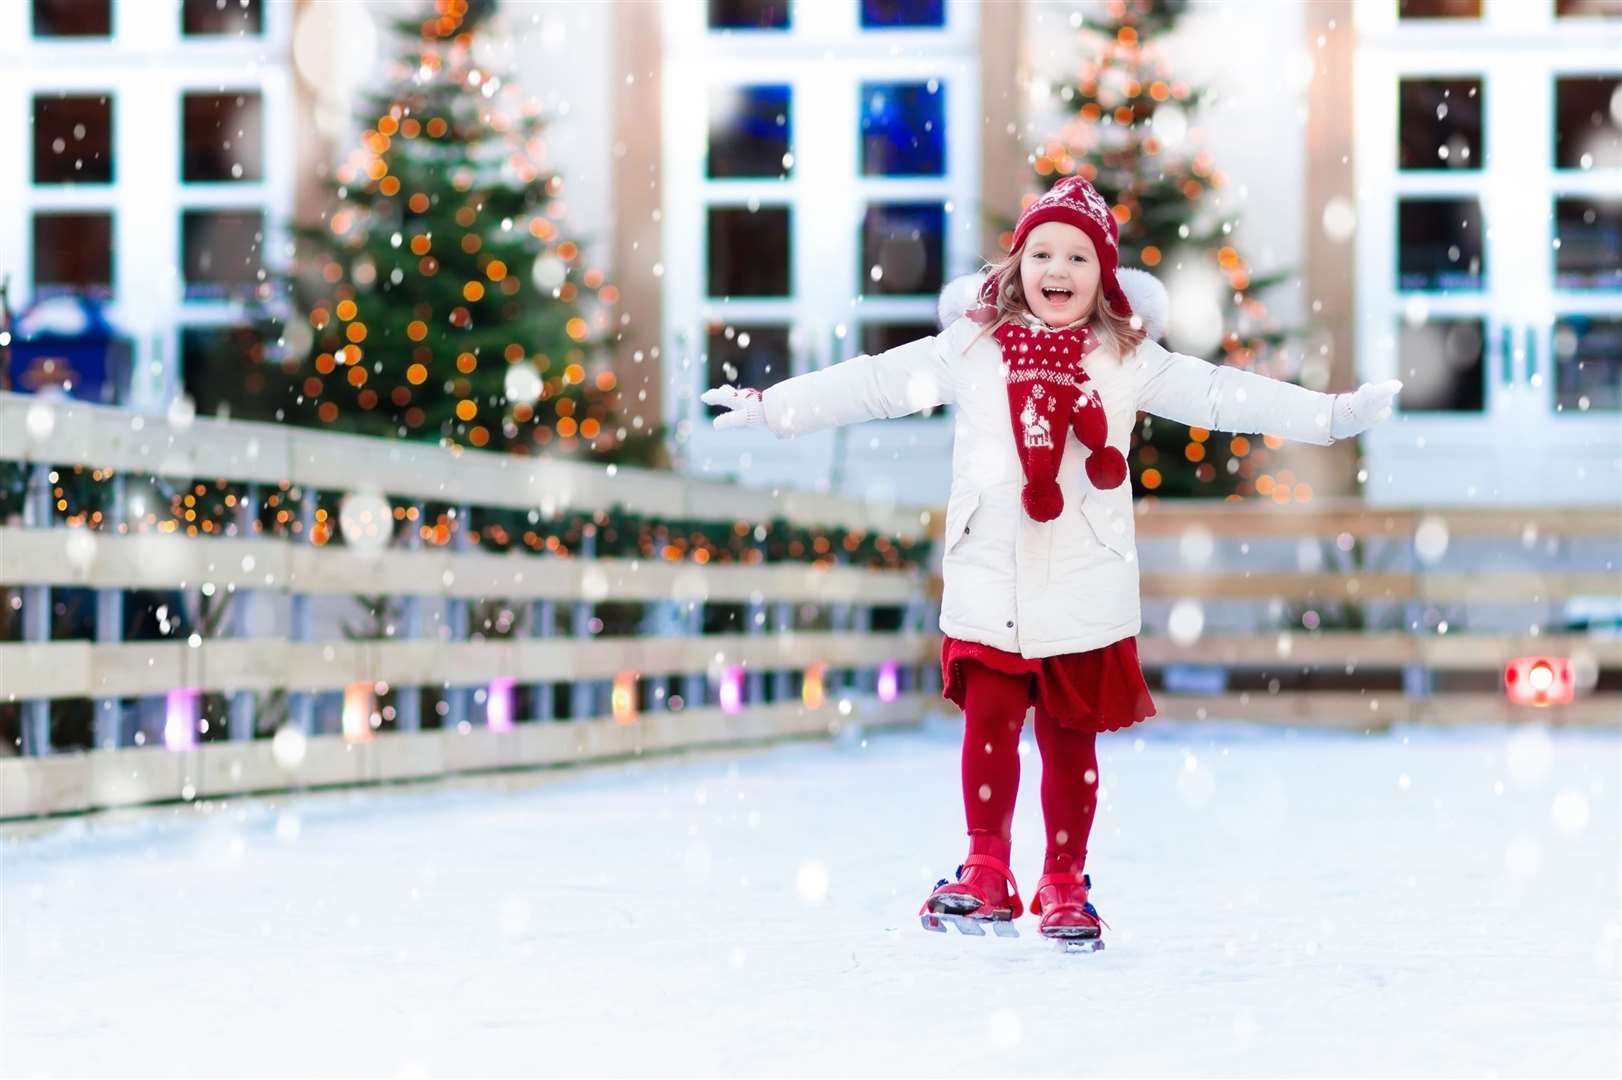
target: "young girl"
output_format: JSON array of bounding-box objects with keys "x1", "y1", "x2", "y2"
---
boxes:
[{"x1": 701, "y1": 176, "x2": 1401, "y2": 948}]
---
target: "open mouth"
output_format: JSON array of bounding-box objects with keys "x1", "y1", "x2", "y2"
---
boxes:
[{"x1": 1041, "y1": 287, "x2": 1074, "y2": 304}]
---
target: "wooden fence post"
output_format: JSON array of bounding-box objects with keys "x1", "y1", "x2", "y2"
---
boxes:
[
  {"x1": 530, "y1": 597, "x2": 555, "y2": 723},
  {"x1": 227, "y1": 482, "x2": 257, "y2": 741},
  {"x1": 445, "y1": 504, "x2": 471, "y2": 730},
  {"x1": 92, "y1": 473, "x2": 126, "y2": 748},
  {"x1": 20, "y1": 464, "x2": 52, "y2": 755},
  {"x1": 571, "y1": 523, "x2": 597, "y2": 720}
]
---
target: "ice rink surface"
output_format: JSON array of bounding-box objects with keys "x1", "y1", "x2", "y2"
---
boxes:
[{"x1": 4, "y1": 717, "x2": 1619, "y2": 1078}]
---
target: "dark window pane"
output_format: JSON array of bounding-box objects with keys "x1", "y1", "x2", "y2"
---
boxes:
[
  {"x1": 1555, "y1": 0, "x2": 1622, "y2": 15},
  {"x1": 1398, "y1": 198, "x2": 1483, "y2": 291},
  {"x1": 182, "y1": 0, "x2": 263, "y2": 35},
  {"x1": 861, "y1": 81, "x2": 945, "y2": 176},
  {"x1": 32, "y1": 212, "x2": 113, "y2": 296},
  {"x1": 708, "y1": 0, "x2": 788, "y2": 29},
  {"x1": 707, "y1": 206, "x2": 790, "y2": 297},
  {"x1": 861, "y1": 0, "x2": 945, "y2": 28},
  {"x1": 1554, "y1": 76, "x2": 1622, "y2": 170},
  {"x1": 181, "y1": 209, "x2": 264, "y2": 298},
  {"x1": 705, "y1": 324, "x2": 791, "y2": 412},
  {"x1": 181, "y1": 325, "x2": 292, "y2": 422},
  {"x1": 32, "y1": 0, "x2": 111, "y2": 36},
  {"x1": 1395, "y1": 318, "x2": 1485, "y2": 412},
  {"x1": 860, "y1": 322, "x2": 936, "y2": 355},
  {"x1": 1398, "y1": 78, "x2": 1481, "y2": 170},
  {"x1": 1555, "y1": 198, "x2": 1622, "y2": 289},
  {"x1": 861, "y1": 322, "x2": 947, "y2": 417},
  {"x1": 1398, "y1": 0, "x2": 1481, "y2": 16},
  {"x1": 183, "y1": 91, "x2": 263, "y2": 182},
  {"x1": 861, "y1": 202, "x2": 944, "y2": 296},
  {"x1": 1554, "y1": 317, "x2": 1622, "y2": 412},
  {"x1": 33, "y1": 94, "x2": 112, "y2": 184},
  {"x1": 708, "y1": 85, "x2": 791, "y2": 179}
]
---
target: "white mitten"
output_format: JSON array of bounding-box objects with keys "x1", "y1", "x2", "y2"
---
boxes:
[
  {"x1": 1330, "y1": 379, "x2": 1403, "y2": 439},
  {"x1": 700, "y1": 384, "x2": 768, "y2": 431}
]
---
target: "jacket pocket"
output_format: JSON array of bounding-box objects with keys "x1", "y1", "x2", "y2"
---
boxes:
[
  {"x1": 1079, "y1": 492, "x2": 1135, "y2": 559},
  {"x1": 942, "y1": 489, "x2": 982, "y2": 558}
]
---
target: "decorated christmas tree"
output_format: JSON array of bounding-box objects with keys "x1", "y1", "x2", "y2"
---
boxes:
[
  {"x1": 1024, "y1": 0, "x2": 1304, "y2": 500},
  {"x1": 281, "y1": 0, "x2": 660, "y2": 464}
]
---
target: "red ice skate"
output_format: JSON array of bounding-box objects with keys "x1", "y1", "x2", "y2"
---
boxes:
[
  {"x1": 1031, "y1": 871, "x2": 1108, "y2": 952},
  {"x1": 919, "y1": 854, "x2": 1024, "y2": 938}
]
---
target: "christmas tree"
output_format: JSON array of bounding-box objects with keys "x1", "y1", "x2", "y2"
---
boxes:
[
  {"x1": 281, "y1": 0, "x2": 660, "y2": 464},
  {"x1": 1024, "y1": 0, "x2": 1304, "y2": 500}
]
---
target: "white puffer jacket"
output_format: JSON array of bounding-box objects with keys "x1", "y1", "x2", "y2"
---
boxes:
[{"x1": 760, "y1": 272, "x2": 1338, "y2": 658}]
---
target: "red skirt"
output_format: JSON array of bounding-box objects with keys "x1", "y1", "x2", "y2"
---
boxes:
[{"x1": 941, "y1": 634, "x2": 1157, "y2": 734}]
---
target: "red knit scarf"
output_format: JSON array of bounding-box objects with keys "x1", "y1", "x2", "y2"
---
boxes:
[{"x1": 993, "y1": 320, "x2": 1127, "y2": 522}]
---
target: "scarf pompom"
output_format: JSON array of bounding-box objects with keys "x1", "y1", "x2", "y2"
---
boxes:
[{"x1": 1085, "y1": 446, "x2": 1128, "y2": 491}]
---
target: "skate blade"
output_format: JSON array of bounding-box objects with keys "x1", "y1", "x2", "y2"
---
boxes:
[
  {"x1": 1056, "y1": 937, "x2": 1104, "y2": 954},
  {"x1": 918, "y1": 912, "x2": 989, "y2": 936}
]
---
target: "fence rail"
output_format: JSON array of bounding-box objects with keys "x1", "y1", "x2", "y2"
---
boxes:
[{"x1": 0, "y1": 394, "x2": 928, "y2": 539}]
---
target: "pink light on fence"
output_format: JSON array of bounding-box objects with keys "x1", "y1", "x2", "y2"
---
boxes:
[
  {"x1": 342, "y1": 682, "x2": 375, "y2": 742},
  {"x1": 877, "y1": 661, "x2": 899, "y2": 703},
  {"x1": 719, "y1": 665, "x2": 745, "y2": 715},
  {"x1": 163, "y1": 689, "x2": 199, "y2": 751},
  {"x1": 487, "y1": 677, "x2": 515, "y2": 731}
]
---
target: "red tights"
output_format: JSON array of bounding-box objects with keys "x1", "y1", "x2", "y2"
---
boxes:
[{"x1": 958, "y1": 661, "x2": 1099, "y2": 881}]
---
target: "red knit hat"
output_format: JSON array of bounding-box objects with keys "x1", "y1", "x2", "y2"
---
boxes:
[{"x1": 971, "y1": 176, "x2": 1133, "y2": 324}]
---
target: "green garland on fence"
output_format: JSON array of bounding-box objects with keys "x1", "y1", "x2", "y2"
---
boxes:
[{"x1": 0, "y1": 461, "x2": 933, "y2": 571}]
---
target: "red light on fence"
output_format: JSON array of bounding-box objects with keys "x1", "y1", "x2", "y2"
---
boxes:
[{"x1": 1504, "y1": 656, "x2": 1574, "y2": 707}]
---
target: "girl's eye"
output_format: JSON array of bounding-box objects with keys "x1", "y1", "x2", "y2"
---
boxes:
[{"x1": 1071, "y1": 255, "x2": 1087, "y2": 263}]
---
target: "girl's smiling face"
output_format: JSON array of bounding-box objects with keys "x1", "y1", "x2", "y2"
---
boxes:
[{"x1": 1018, "y1": 221, "x2": 1101, "y2": 328}]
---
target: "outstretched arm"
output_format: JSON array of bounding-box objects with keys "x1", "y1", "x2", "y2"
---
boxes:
[
  {"x1": 702, "y1": 320, "x2": 965, "y2": 438},
  {"x1": 1132, "y1": 338, "x2": 1400, "y2": 444}
]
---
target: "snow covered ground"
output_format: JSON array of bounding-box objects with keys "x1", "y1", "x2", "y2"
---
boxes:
[{"x1": 3, "y1": 716, "x2": 1619, "y2": 1078}]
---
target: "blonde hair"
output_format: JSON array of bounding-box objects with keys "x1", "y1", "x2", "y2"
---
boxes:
[{"x1": 968, "y1": 240, "x2": 1146, "y2": 358}]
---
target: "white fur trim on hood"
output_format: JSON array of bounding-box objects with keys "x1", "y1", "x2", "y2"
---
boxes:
[
  {"x1": 937, "y1": 271, "x2": 987, "y2": 330},
  {"x1": 1115, "y1": 268, "x2": 1168, "y2": 342},
  {"x1": 936, "y1": 267, "x2": 1170, "y2": 341}
]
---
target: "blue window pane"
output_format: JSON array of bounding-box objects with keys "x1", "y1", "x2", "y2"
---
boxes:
[
  {"x1": 709, "y1": 206, "x2": 791, "y2": 297},
  {"x1": 1554, "y1": 317, "x2": 1622, "y2": 412},
  {"x1": 861, "y1": 202, "x2": 945, "y2": 296},
  {"x1": 705, "y1": 324, "x2": 792, "y2": 414},
  {"x1": 1555, "y1": 198, "x2": 1622, "y2": 289},
  {"x1": 182, "y1": 208, "x2": 264, "y2": 299},
  {"x1": 1398, "y1": 77, "x2": 1481, "y2": 171},
  {"x1": 708, "y1": 85, "x2": 792, "y2": 179},
  {"x1": 1394, "y1": 318, "x2": 1485, "y2": 413},
  {"x1": 32, "y1": 211, "x2": 113, "y2": 297},
  {"x1": 708, "y1": 0, "x2": 789, "y2": 29},
  {"x1": 1397, "y1": 197, "x2": 1483, "y2": 291},
  {"x1": 861, "y1": 81, "x2": 945, "y2": 176},
  {"x1": 861, "y1": 0, "x2": 945, "y2": 28}
]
